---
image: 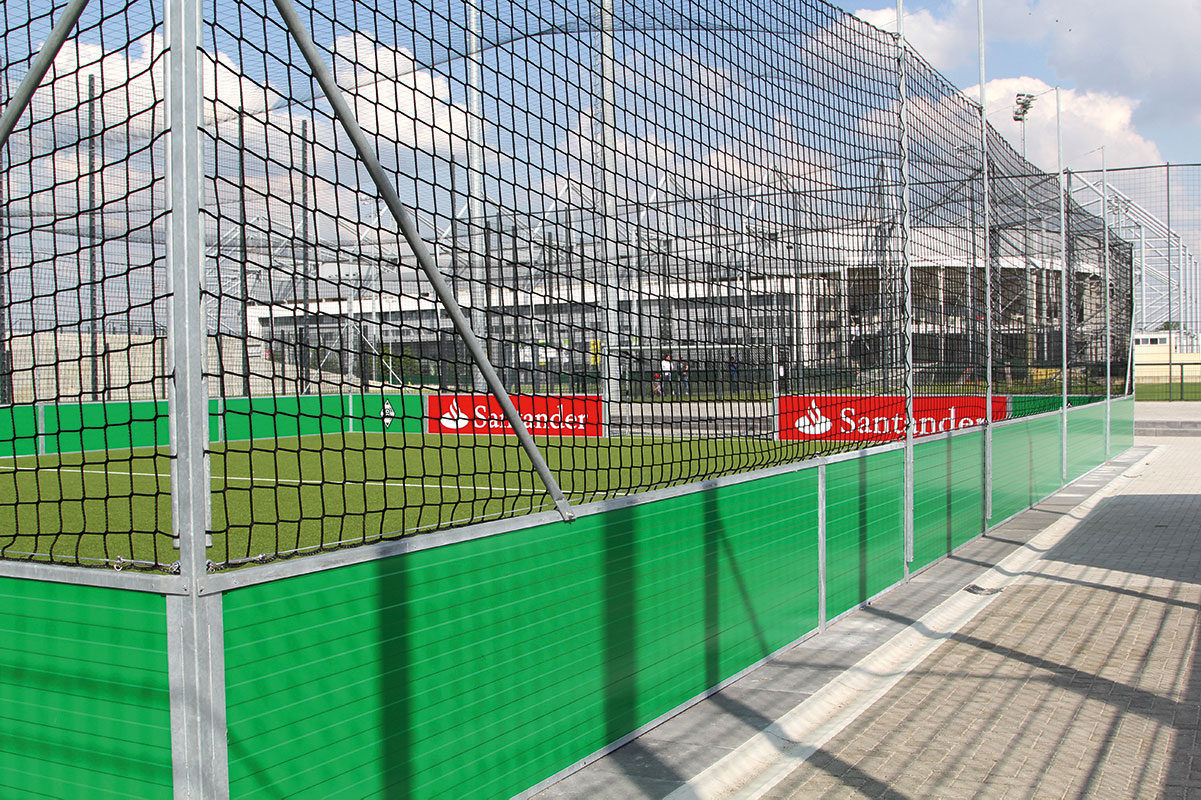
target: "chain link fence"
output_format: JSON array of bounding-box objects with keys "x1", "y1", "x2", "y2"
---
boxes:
[{"x1": 1072, "y1": 164, "x2": 1200, "y2": 400}]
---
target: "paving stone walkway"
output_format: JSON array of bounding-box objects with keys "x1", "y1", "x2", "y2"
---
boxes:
[
  {"x1": 531, "y1": 437, "x2": 1201, "y2": 799},
  {"x1": 764, "y1": 439, "x2": 1200, "y2": 799}
]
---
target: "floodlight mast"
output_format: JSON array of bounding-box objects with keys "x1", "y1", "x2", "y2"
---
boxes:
[
  {"x1": 1013, "y1": 93, "x2": 1037, "y2": 161},
  {"x1": 1013, "y1": 92, "x2": 1036, "y2": 381}
]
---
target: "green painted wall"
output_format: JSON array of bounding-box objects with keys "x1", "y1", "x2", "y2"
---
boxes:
[
  {"x1": 0, "y1": 405, "x2": 37, "y2": 458},
  {"x1": 223, "y1": 468, "x2": 820, "y2": 799},
  {"x1": 4, "y1": 393, "x2": 427, "y2": 456},
  {"x1": 824, "y1": 450, "x2": 904, "y2": 618},
  {"x1": 1067, "y1": 402, "x2": 1108, "y2": 482},
  {"x1": 222, "y1": 394, "x2": 350, "y2": 441},
  {"x1": 0, "y1": 577, "x2": 172, "y2": 799},
  {"x1": 351, "y1": 394, "x2": 425, "y2": 434},
  {"x1": 912, "y1": 432, "x2": 984, "y2": 570},
  {"x1": 0, "y1": 393, "x2": 1135, "y2": 799},
  {"x1": 42, "y1": 400, "x2": 169, "y2": 454}
]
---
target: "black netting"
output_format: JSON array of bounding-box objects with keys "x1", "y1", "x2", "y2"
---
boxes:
[
  {"x1": 0, "y1": 0, "x2": 1142, "y2": 569},
  {"x1": 0, "y1": 0, "x2": 171, "y2": 568}
]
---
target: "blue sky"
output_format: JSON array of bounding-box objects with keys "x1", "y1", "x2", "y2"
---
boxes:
[{"x1": 852, "y1": 0, "x2": 1199, "y2": 171}]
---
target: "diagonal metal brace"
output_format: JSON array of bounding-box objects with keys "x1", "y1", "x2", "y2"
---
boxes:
[
  {"x1": 269, "y1": 0, "x2": 575, "y2": 522},
  {"x1": 0, "y1": 0, "x2": 94, "y2": 153}
]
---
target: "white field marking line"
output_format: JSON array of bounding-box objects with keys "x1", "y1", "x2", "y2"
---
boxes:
[
  {"x1": 664, "y1": 447, "x2": 1163, "y2": 800},
  {"x1": 0, "y1": 462, "x2": 541, "y2": 495}
]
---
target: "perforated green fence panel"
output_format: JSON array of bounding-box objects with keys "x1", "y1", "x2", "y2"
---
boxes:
[
  {"x1": 0, "y1": 578, "x2": 172, "y2": 799},
  {"x1": 1030, "y1": 413, "x2": 1065, "y2": 499},
  {"x1": 991, "y1": 418, "x2": 1038, "y2": 524},
  {"x1": 1067, "y1": 402, "x2": 1108, "y2": 482},
  {"x1": 824, "y1": 450, "x2": 904, "y2": 619},
  {"x1": 223, "y1": 468, "x2": 820, "y2": 799},
  {"x1": 912, "y1": 432, "x2": 984, "y2": 570},
  {"x1": 1110, "y1": 397, "x2": 1134, "y2": 455}
]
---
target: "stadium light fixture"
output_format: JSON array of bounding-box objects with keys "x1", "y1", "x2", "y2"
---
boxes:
[{"x1": 1013, "y1": 92, "x2": 1036, "y2": 122}]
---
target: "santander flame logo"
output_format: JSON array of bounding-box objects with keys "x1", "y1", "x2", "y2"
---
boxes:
[
  {"x1": 793, "y1": 401, "x2": 833, "y2": 436},
  {"x1": 428, "y1": 394, "x2": 604, "y2": 437},
  {"x1": 439, "y1": 400, "x2": 470, "y2": 430}
]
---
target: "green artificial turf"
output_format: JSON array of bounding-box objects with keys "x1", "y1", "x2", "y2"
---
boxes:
[{"x1": 0, "y1": 432, "x2": 853, "y2": 570}]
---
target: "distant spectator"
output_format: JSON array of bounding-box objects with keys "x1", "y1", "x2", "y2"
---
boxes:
[
  {"x1": 681, "y1": 361, "x2": 691, "y2": 396},
  {"x1": 728, "y1": 356, "x2": 738, "y2": 390},
  {"x1": 660, "y1": 353, "x2": 675, "y2": 397}
]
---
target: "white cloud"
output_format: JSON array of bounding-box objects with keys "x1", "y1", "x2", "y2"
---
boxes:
[
  {"x1": 855, "y1": 1, "x2": 1201, "y2": 153},
  {"x1": 855, "y1": 3, "x2": 978, "y2": 72},
  {"x1": 1029, "y1": 0, "x2": 1201, "y2": 127},
  {"x1": 38, "y1": 33, "x2": 279, "y2": 135},
  {"x1": 332, "y1": 33, "x2": 470, "y2": 156},
  {"x1": 967, "y1": 78, "x2": 1162, "y2": 171}
]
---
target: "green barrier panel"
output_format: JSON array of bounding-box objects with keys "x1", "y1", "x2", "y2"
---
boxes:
[
  {"x1": 991, "y1": 418, "x2": 1040, "y2": 524},
  {"x1": 1110, "y1": 397, "x2": 1134, "y2": 455},
  {"x1": 351, "y1": 393, "x2": 425, "y2": 434},
  {"x1": 0, "y1": 405, "x2": 38, "y2": 458},
  {"x1": 208, "y1": 398, "x2": 221, "y2": 443},
  {"x1": 1029, "y1": 413, "x2": 1065, "y2": 499},
  {"x1": 1067, "y1": 402, "x2": 1108, "y2": 482},
  {"x1": 912, "y1": 432, "x2": 984, "y2": 570},
  {"x1": 224, "y1": 469, "x2": 820, "y2": 799},
  {"x1": 824, "y1": 449, "x2": 904, "y2": 619},
  {"x1": 0, "y1": 578, "x2": 172, "y2": 799},
  {"x1": 222, "y1": 394, "x2": 350, "y2": 441},
  {"x1": 42, "y1": 400, "x2": 169, "y2": 454}
]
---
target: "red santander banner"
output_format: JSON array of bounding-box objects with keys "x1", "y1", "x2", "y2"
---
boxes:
[
  {"x1": 427, "y1": 394, "x2": 604, "y2": 437},
  {"x1": 778, "y1": 395, "x2": 1008, "y2": 442}
]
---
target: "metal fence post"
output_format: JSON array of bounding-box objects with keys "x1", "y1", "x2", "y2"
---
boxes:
[
  {"x1": 465, "y1": 0, "x2": 488, "y2": 393},
  {"x1": 599, "y1": 0, "x2": 622, "y2": 430},
  {"x1": 1102, "y1": 149, "x2": 1111, "y2": 452},
  {"x1": 817, "y1": 461, "x2": 827, "y2": 632},
  {"x1": 895, "y1": 11, "x2": 915, "y2": 571},
  {"x1": 976, "y1": 8, "x2": 993, "y2": 523},
  {"x1": 1057, "y1": 89, "x2": 1068, "y2": 487},
  {"x1": 1166, "y1": 163, "x2": 1173, "y2": 401},
  {"x1": 165, "y1": 0, "x2": 228, "y2": 793}
]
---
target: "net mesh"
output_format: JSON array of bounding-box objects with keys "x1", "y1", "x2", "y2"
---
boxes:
[
  {"x1": 0, "y1": 0, "x2": 171, "y2": 567},
  {"x1": 0, "y1": 0, "x2": 1141, "y2": 569}
]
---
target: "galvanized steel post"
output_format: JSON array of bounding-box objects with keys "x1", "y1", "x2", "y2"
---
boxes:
[
  {"x1": 817, "y1": 461, "x2": 827, "y2": 632},
  {"x1": 465, "y1": 0, "x2": 488, "y2": 393},
  {"x1": 977, "y1": 1, "x2": 993, "y2": 523},
  {"x1": 1166, "y1": 164, "x2": 1173, "y2": 400},
  {"x1": 1102, "y1": 148, "x2": 1111, "y2": 453},
  {"x1": 1057, "y1": 89, "x2": 1068, "y2": 486},
  {"x1": 599, "y1": 0, "x2": 622, "y2": 432},
  {"x1": 165, "y1": 0, "x2": 228, "y2": 792},
  {"x1": 895, "y1": 2, "x2": 915, "y2": 569}
]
